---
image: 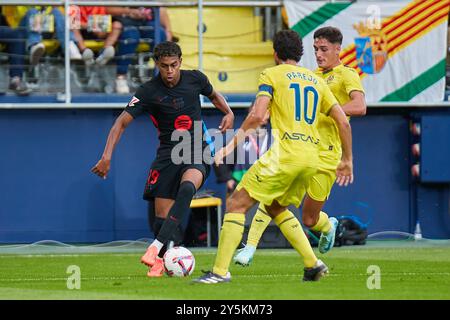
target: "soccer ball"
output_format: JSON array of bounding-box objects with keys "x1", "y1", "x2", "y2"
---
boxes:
[{"x1": 163, "y1": 246, "x2": 195, "y2": 277}]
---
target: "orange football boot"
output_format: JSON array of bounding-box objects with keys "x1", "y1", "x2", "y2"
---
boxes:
[
  {"x1": 141, "y1": 245, "x2": 158, "y2": 267},
  {"x1": 147, "y1": 257, "x2": 165, "y2": 277}
]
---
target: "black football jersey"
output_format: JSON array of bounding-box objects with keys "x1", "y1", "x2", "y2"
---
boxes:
[{"x1": 125, "y1": 70, "x2": 215, "y2": 162}]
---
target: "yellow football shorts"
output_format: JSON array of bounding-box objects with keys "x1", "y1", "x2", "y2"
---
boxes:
[
  {"x1": 306, "y1": 167, "x2": 337, "y2": 202},
  {"x1": 236, "y1": 151, "x2": 318, "y2": 208}
]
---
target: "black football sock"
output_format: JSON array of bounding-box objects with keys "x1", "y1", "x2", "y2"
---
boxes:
[
  {"x1": 158, "y1": 245, "x2": 167, "y2": 259},
  {"x1": 157, "y1": 181, "x2": 196, "y2": 244},
  {"x1": 159, "y1": 225, "x2": 185, "y2": 258},
  {"x1": 173, "y1": 225, "x2": 185, "y2": 246},
  {"x1": 153, "y1": 217, "x2": 165, "y2": 240},
  {"x1": 153, "y1": 217, "x2": 167, "y2": 259}
]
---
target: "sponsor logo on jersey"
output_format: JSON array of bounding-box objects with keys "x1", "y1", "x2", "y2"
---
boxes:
[
  {"x1": 281, "y1": 132, "x2": 320, "y2": 144},
  {"x1": 326, "y1": 75, "x2": 335, "y2": 84},
  {"x1": 174, "y1": 115, "x2": 193, "y2": 131},
  {"x1": 128, "y1": 96, "x2": 140, "y2": 107}
]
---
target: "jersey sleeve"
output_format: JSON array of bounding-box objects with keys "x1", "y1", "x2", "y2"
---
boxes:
[
  {"x1": 256, "y1": 69, "x2": 274, "y2": 100},
  {"x1": 124, "y1": 86, "x2": 148, "y2": 118},
  {"x1": 343, "y1": 67, "x2": 365, "y2": 96},
  {"x1": 194, "y1": 70, "x2": 214, "y2": 97},
  {"x1": 319, "y1": 79, "x2": 338, "y2": 116}
]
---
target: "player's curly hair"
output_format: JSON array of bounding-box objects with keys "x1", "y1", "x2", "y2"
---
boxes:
[
  {"x1": 273, "y1": 30, "x2": 304, "y2": 62},
  {"x1": 314, "y1": 26, "x2": 343, "y2": 44},
  {"x1": 153, "y1": 41, "x2": 182, "y2": 61}
]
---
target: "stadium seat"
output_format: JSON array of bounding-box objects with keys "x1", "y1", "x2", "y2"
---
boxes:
[
  {"x1": 1, "y1": 7, "x2": 273, "y2": 95},
  {"x1": 167, "y1": 7, "x2": 274, "y2": 93},
  {"x1": 181, "y1": 42, "x2": 273, "y2": 93},
  {"x1": 168, "y1": 7, "x2": 263, "y2": 44}
]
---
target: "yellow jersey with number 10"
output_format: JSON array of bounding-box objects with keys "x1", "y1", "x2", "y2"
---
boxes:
[
  {"x1": 256, "y1": 64, "x2": 338, "y2": 167},
  {"x1": 315, "y1": 64, "x2": 364, "y2": 169}
]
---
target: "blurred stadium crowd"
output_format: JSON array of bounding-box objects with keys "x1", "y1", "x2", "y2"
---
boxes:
[
  {"x1": 0, "y1": 4, "x2": 173, "y2": 96},
  {"x1": 0, "y1": 3, "x2": 449, "y2": 98}
]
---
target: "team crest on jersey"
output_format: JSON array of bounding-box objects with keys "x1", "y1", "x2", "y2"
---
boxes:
[
  {"x1": 326, "y1": 75, "x2": 334, "y2": 84},
  {"x1": 353, "y1": 22, "x2": 387, "y2": 74},
  {"x1": 128, "y1": 96, "x2": 140, "y2": 107}
]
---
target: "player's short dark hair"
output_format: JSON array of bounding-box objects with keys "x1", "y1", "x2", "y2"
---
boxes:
[
  {"x1": 273, "y1": 30, "x2": 304, "y2": 62},
  {"x1": 313, "y1": 26, "x2": 343, "y2": 44},
  {"x1": 153, "y1": 41, "x2": 182, "y2": 61}
]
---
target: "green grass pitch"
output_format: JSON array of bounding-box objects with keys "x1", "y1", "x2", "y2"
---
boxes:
[{"x1": 1, "y1": 244, "x2": 449, "y2": 300}]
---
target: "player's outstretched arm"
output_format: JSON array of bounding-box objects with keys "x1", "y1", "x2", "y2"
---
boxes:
[
  {"x1": 208, "y1": 90, "x2": 234, "y2": 133},
  {"x1": 91, "y1": 111, "x2": 134, "y2": 179},
  {"x1": 215, "y1": 95, "x2": 269, "y2": 165},
  {"x1": 329, "y1": 104, "x2": 353, "y2": 186},
  {"x1": 341, "y1": 91, "x2": 366, "y2": 116}
]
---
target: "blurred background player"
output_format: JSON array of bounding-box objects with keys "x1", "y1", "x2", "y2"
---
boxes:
[
  {"x1": 234, "y1": 26, "x2": 366, "y2": 267},
  {"x1": 91, "y1": 41, "x2": 234, "y2": 277},
  {"x1": 194, "y1": 30, "x2": 353, "y2": 284}
]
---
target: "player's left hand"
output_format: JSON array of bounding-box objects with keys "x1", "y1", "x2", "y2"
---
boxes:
[
  {"x1": 219, "y1": 113, "x2": 234, "y2": 133},
  {"x1": 336, "y1": 160, "x2": 353, "y2": 187}
]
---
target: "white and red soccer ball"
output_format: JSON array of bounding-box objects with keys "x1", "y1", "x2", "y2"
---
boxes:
[{"x1": 163, "y1": 246, "x2": 195, "y2": 277}]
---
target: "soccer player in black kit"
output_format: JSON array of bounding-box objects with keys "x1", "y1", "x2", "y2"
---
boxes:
[{"x1": 92, "y1": 41, "x2": 234, "y2": 277}]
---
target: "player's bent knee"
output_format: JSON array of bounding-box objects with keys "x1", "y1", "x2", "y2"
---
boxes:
[
  {"x1": 178, "y1": 181, "x2": 197, "y2": 197},
  {"x1": 181, "y1": 169, "x2": 204, "y2": 190},
  {"x1": 226, "y1": 197, "x2": 243, "y2": 213},
  {"x1": 264, "y1": 201, "x2": 286, "y2": 218},
  {"x1": 226, "y1": 189, "x2": 253, "y2": 213}
]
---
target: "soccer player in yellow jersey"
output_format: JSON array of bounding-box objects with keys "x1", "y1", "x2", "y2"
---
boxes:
[
  {"x1": 234, "y1": 26, "x2": 366, "y2": 267},
  {"x1": 194, "y1": 30, "x2": 353, "y2": 284}
]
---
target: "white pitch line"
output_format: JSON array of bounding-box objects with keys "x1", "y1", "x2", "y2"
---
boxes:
[
  {"x1": 0, "y1": 252, "x2": 297, "y2": 259},
  {"x1": 1, "y1": 272, "x2": 449, "y2": 283},
  {"x1": 236, "y1": 272, "x2": 450, "y2": 277},
  {"x1": 0, "y1": 252, "x2": 220, "y2": 258},
  {"x1": 0, "y1": 276, "x2": 140, "y2": 282}
]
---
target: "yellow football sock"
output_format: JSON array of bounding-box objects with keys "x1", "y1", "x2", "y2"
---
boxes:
[
  {"x1": 310, "y1": 211, "x2": 332, "y2": 234},
  {"x1": 212, "y1": 213, "x2": 246, "y2": 276},
  {"x1": 274, "y1": 209, "x2": 317, "y2": 268},
  {"x1": 247, "y1": 205, "x2": 272, "y2": 247}
]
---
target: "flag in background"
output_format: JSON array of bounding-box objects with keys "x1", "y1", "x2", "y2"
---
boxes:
[{"x1": 284, "y1": 0, "x2": 450, "y2": 103}]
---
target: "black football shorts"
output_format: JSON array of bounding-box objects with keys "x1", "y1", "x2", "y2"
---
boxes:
[{"x1": 143, "y1": 158, "x2": 211, "y2": 200}]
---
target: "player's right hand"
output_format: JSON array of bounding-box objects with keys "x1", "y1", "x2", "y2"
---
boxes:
[
  {"x1": 214, "y1": 147, "x2": 226, "y2": 166},
  {"x1": 336, "y1": 160, "x2": 353, "y2": 187},
  {"x1": 91, "y1": 158, "x2": 111, "y2": 179},
  {"x1": 219, "y1": 113, "x2": 235, "y2": 133},
  {"x1": 226, "y1": 179, "x2": 236, "y2": 192}
]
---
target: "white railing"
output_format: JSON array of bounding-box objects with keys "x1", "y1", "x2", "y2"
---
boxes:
[
  {"x1": 0, "y1": 1, "x2": 449, "y2": 108},
  {"x1": 2, "y1": 101, "x2": 450, "y2": 109},
  {"x1": 0, "y1": 0, "x2": 285, "y2": 108},
  {"x1": 0, "y1": 1, "x2": 282, "y2": 6}
]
